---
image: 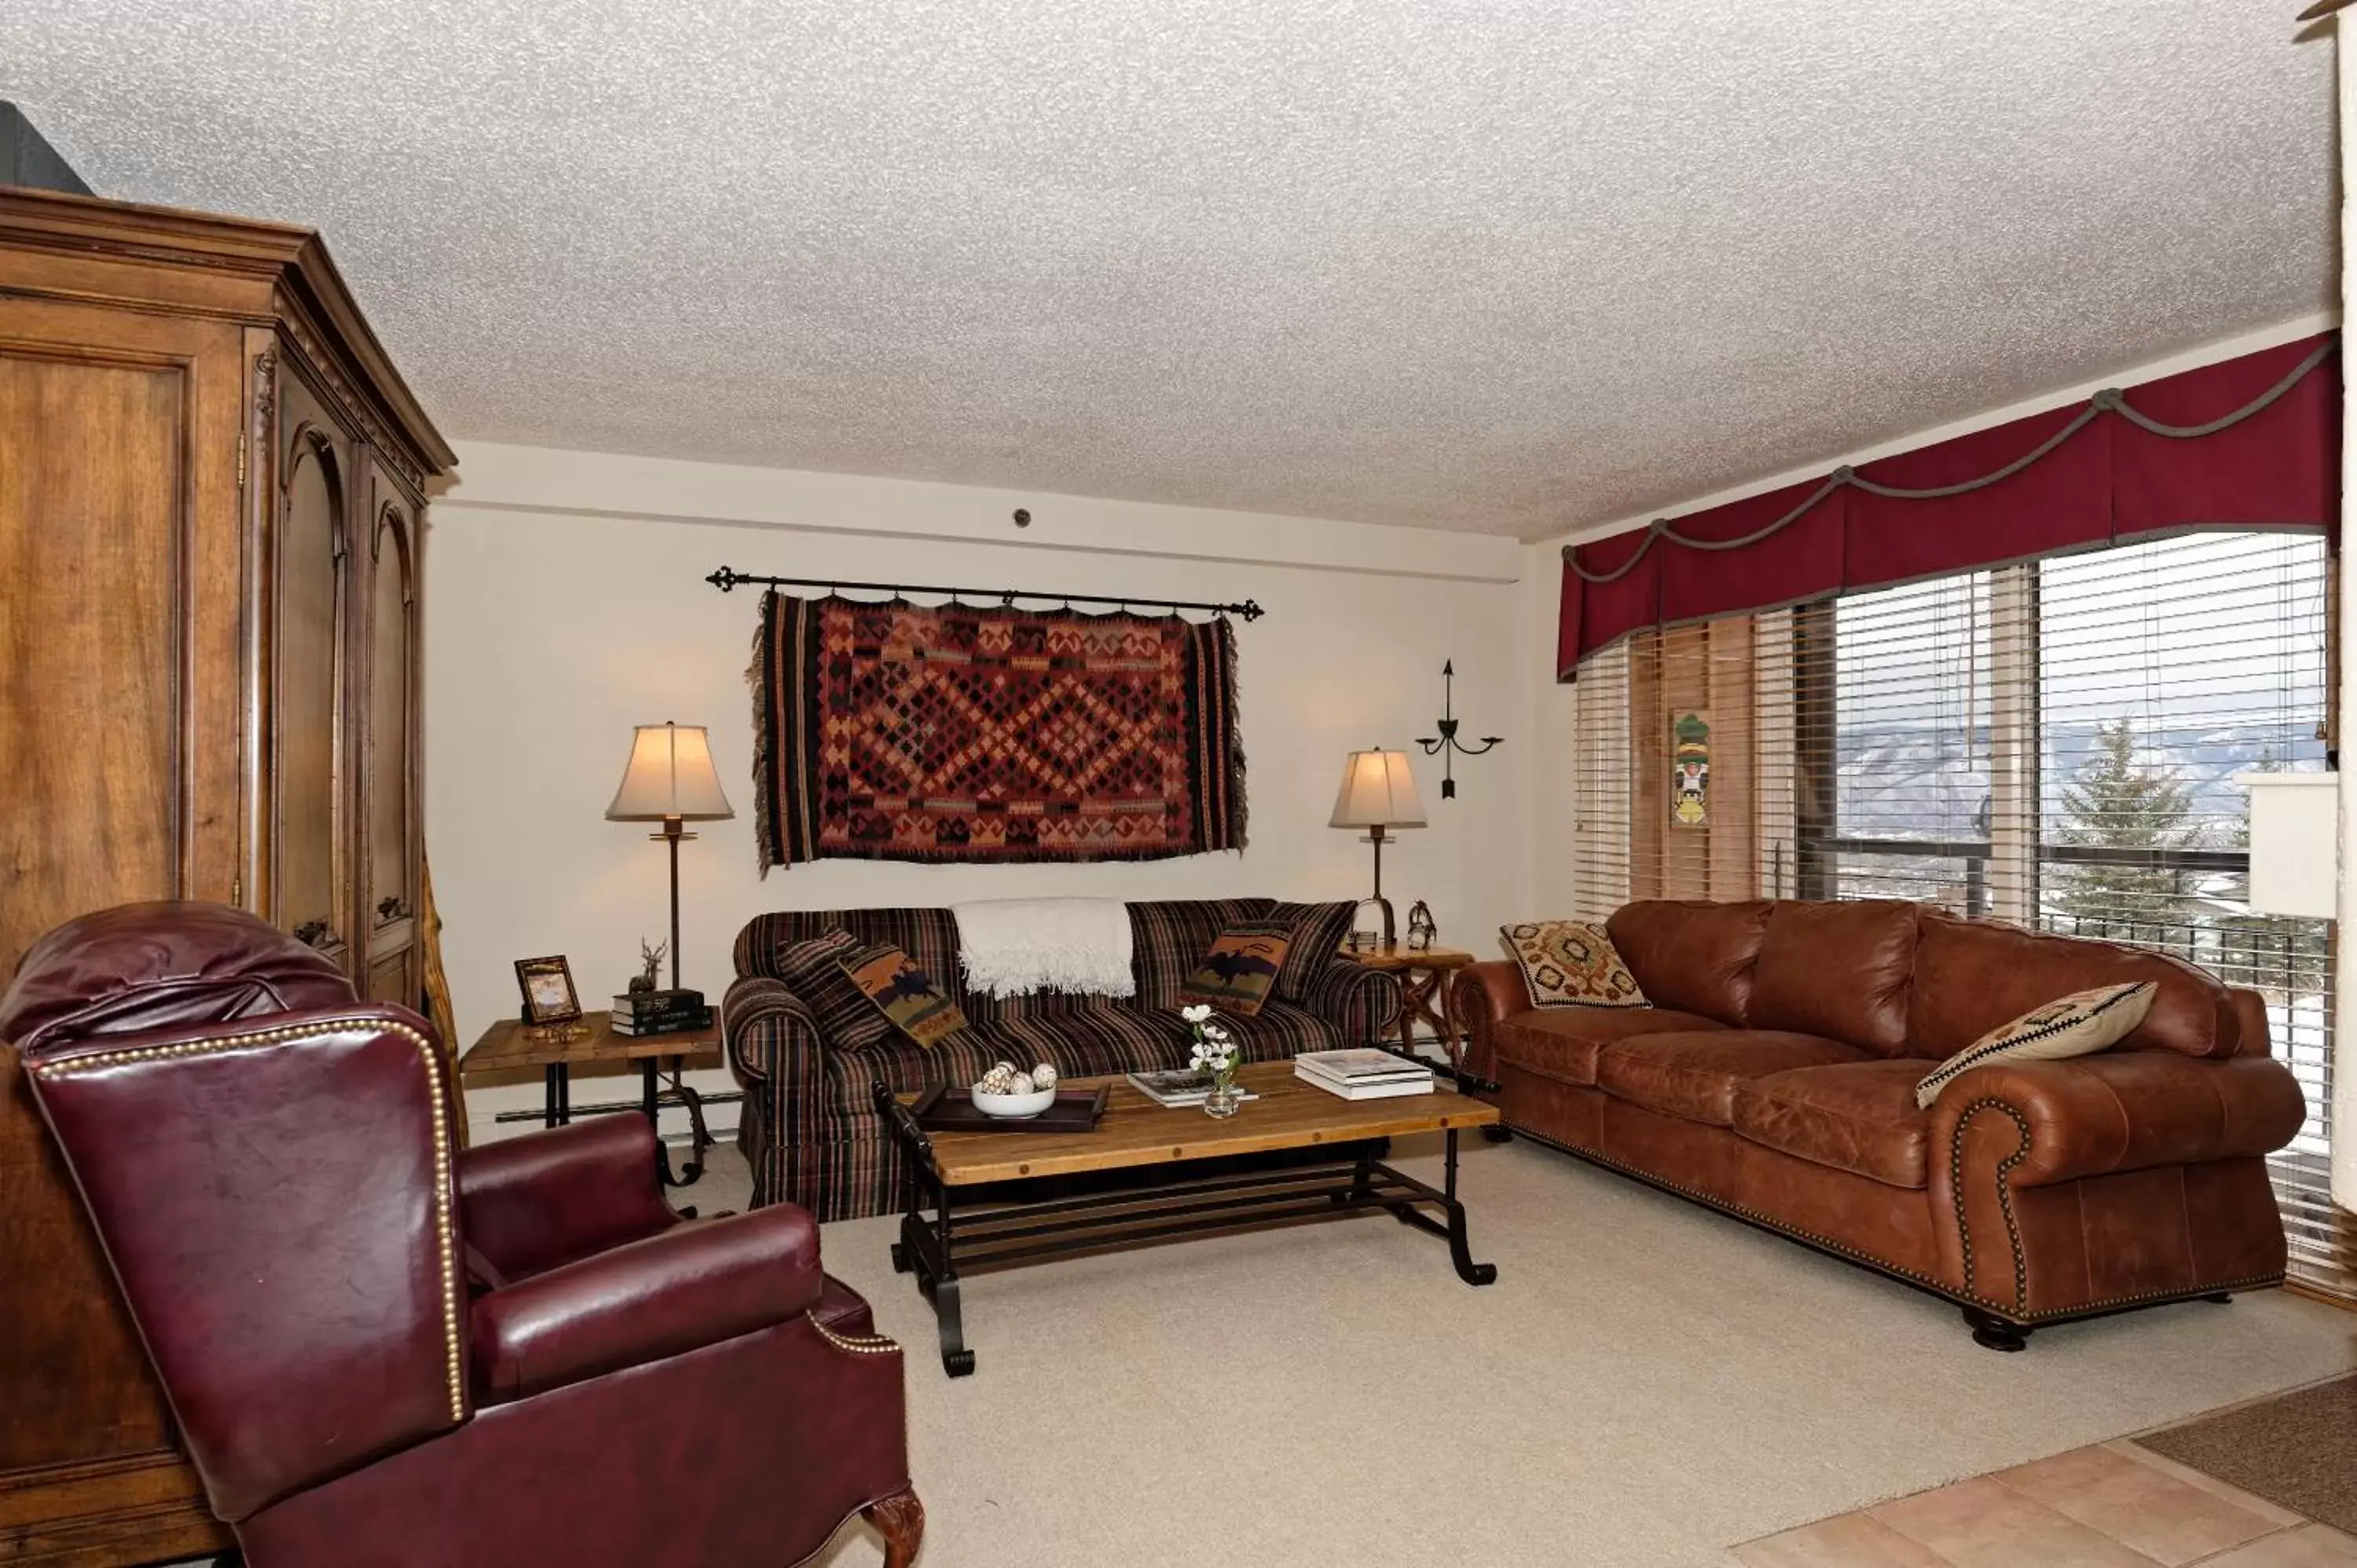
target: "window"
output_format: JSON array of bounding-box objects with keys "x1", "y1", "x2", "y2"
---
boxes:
[{"x1": 1564, "y1": 529, "x2": 2341, "y2": 1295}]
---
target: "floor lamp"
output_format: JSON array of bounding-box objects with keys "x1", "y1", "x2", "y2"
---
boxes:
[{"x1": 605, "y1": 721, "x2": 735, "y2": 990}]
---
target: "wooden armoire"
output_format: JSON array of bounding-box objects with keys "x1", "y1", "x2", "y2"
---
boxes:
[{"x1": 0, "y1": 187, "x2": 453, "y2": 1565}]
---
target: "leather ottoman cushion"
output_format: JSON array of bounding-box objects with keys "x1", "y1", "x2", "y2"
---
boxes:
[
  {"x1": 1494, "y1": 1006, "x2": 1723, "y2": 1086},
  {"x1": 1596, "y1": 1031, "x2": 1871, "y2": 1127},
  {"x1": 1732, "y1": 1061, "x2": 1933, "y2": 1189}
]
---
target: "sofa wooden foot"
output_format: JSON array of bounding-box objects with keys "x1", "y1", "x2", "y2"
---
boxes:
[
  {"x1": 2202, "y1": 1291, "x2": 2233, "y2": 1305},
  {"x1": 1480, "y1": 1125, "x2": 1513, "y2": 1144},
  {"x1": 1963, "y1": 1307, "x2": 2029, "y2": 1352},
  {"x1": 865, "y1": 1486, "x2": 925, "y2": 1567}
]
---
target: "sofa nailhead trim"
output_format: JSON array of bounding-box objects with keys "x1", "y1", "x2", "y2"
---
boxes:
[
  {"x1": 1494, "y1": 1114, "x2": 2282, "y2": 1324},
  {"x1": 1949, "y1": 1097, "x2": 2032, "y2": 1310},
  {"x1": 32, "y1": 1018, "x2": 467, "y2": 1422},
  {"x1": 810, "y1": 1317, "x2": 903, "y2": 1357}
]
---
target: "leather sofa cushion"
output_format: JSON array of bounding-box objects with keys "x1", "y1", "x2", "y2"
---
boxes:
[
  {"x1": 1732, "y1": 1061, "x2": 1932, "y2": 1189},
  {"x1": 1749, "y1": 900, "x2": 1919, "y2": 1054},
  {"x1": 1606, "y1": 900, "x2": 1773, "y2": 1024},
  {"x1": 1909, "y1": 910, "x2": 2235, "y2": 1061},
  {"x1": 1596, "y1": 1031, "x2": 1871, "y2": 1127},
  {"x1": 1492, "y1": 1006, "x2": 1723, "y2": 1086}
]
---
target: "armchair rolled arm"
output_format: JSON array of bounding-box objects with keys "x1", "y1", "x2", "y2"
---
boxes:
[
  {"x1": 470, "y1": 1204, "x2": 825, "y2": 1404},
  {"x1": 1930, "y1": 1051, "x2": 2306, "y2": 1189},
  {"x1": 1301, "y1": 962, "x2": 1401, "y2": 1045},
  {"x1": 720, "y1": 974, "x2": 824, "y2": 1086},
  {"x1": 456, "y1": 1116, "x2": 679, "y2": 1283}
]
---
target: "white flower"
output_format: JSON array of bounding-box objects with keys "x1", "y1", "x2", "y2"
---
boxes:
[
  {"x1": 1202, "y1": 1022, "x2": 1231, "y2": 1043},
  {"x1": 1182, "y1": 1004, "x2": 1212, "y2": 1024}
]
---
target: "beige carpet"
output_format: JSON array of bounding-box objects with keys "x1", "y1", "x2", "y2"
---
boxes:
[
  {"x1": 166, "y1": 1134, "x2": 2357, "y2": 1568},
  {"x1": 783, "y1": 1136, "x2": 2357, "y2": 1568}
]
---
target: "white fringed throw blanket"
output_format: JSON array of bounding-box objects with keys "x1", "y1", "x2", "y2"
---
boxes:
[{"x1": 952, "y1": 898, "x2": 1136, "y2": 998}]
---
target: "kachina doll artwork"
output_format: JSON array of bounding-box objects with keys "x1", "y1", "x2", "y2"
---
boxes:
[{"x1": 1671, "y1": 711, "x2": 1710, "y2": 829}]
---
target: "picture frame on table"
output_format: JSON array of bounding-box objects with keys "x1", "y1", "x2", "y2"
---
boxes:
[{"x1": 514, "y1": 954, "x2": 582, "y2": 1024}]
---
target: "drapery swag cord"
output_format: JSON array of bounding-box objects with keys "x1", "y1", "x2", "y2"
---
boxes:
[{"x1": 1563, "y1": 338, "x2": 2341, "y2": 585}]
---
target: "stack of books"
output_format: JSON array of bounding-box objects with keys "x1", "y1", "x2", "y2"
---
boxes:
[
  {"x1": 1294, "y1": 1048, "x2": 1434, "y2": 1101},
  {"x1": 611, "y1": 987, "x2": 713, "y2": 1036},
  {"x1": 1124, "y1": 1068, "x2": 1261, "y2": 1108}
]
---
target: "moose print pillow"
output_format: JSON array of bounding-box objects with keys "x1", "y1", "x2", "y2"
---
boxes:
[
  {"x1": 839, "y1": 943, "x2": 971, "y2": 1048},
  {"x1": 1179, "y1": 922, "x2": 1296, "y2": 1018}
]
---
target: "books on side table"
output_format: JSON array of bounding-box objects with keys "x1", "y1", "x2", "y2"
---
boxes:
[
  {"x1": 1293, "y1": 1048, "x2": 1434, "y2": 1101},
  {"x1": 611, "y1": 987, "x2": 713, "y2": 1036}
]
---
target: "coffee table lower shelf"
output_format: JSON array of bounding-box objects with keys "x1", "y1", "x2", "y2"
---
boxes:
[{"x1": 876, "y1": 1075, "x2": 1498, "y2": 1378}]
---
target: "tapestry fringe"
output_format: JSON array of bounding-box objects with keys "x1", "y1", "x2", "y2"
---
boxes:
[{"x1": 746, "y1": 592, "x2": 776, "y2": 879}]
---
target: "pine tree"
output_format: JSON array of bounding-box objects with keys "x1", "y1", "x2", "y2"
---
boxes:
[{"x1": 2049, "y1": 717, "x2": 2205, "y2": 943}]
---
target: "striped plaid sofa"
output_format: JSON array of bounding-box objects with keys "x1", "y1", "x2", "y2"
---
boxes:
[{"x1": 723, "y1": 899, "x2": 1403, "y2": 1220}]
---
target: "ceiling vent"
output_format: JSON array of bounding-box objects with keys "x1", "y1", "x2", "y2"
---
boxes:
[{"x1": 0, "y1": 104, "x2": 92, "y2": 196}]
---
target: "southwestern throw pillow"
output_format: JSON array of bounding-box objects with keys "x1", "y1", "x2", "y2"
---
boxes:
[
  {"x1": 1912, "y1": 980, "x2": 2156, "y2": 1109},
  {"x1": 1178, "y1": 922, "x2": 1295, "y2": 1017},
  {"x1": 775, "y1": 929, "x2": 896, "y2": 1053},
  {"x1": 1498, "y1": 920, "x2": 1648, "y2": 1009},
  {"x1": 839, "y1": 942, "x2": 971, "y2": 1049}
]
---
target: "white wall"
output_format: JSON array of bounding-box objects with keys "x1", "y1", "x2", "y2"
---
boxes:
[{"x1": 426, "y1": 444, "x2": 1531, "y2": 1141}]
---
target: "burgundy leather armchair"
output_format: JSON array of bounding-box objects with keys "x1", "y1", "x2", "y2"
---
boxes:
[{"x1": 1, "y1": 902, "x2": 924, "y2": 1568}]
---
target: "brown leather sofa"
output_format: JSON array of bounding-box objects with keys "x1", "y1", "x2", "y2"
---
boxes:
[
  {"x1": 1453, "y1": 899, "x2": 2308, "y2": 1348},
  {"x1": 2, "y1": 902, "x2": 923, "y2": 1567}
]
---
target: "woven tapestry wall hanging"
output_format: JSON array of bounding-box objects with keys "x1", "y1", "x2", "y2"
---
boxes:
[{"x1": 752, "y1": 592, "x2": 1245, "y2": 869}]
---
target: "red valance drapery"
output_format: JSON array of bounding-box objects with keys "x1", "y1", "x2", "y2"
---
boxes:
[{"x1": 1556, "y1": 332, "x2": 2341, "y2": 679}]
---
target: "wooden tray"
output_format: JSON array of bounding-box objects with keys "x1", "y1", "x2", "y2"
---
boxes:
[{"x1": 910, "y1": 1084, "x2": 1109, "y2": 1134}]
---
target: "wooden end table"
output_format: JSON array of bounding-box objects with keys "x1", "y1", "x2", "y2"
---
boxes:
[
  {"x1": 876, "y1": 1061, "x2": 1499, "y2": 1377},
  {"x1": 460, "y1": 1013, "x2": 720, "y2": 1196},
  {"x1": 1340, "y1": 941, "x2": 1478, "y2": 1073}
]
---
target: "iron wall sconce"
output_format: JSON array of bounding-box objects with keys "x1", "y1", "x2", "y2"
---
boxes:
[{"x1": 1417, "y1": 661, "x2": 1502, "y2": 799}]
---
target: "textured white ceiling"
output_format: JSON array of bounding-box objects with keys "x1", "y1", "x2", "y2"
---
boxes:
[{"x1": 0, "y1": 1, "x2": 2334, "y2": 538}]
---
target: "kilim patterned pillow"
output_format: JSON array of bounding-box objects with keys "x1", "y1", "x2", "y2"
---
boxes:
[
  {"x1": 1498, "y1": 921, "x2": 1648, "y2": 1009},
  {"x1": 839, "y1": 943, "x2": 971, "y2": 1050},
  {"x1": 1178, "y1": 922, "x2": 1295, "y2": 1017},
  {"x1": 1912, "y1": 980, "x2": 2155, "y2": 1109}
]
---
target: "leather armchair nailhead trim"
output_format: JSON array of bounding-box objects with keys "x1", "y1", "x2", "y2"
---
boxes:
[
  {"x1": 31, "y1": 1019, "x2": 467, "y2": 1422},
  {"x1": 810, "y1": 1317, "x2": 903, "y2": 1357}
]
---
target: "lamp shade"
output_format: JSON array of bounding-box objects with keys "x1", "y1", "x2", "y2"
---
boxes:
[
  {"x1": 605, "y1": 722, "x2": 735, "y2": 822},
  {"x1": 1329, "y1": 749, "x2": 1428, "y2": 830}
]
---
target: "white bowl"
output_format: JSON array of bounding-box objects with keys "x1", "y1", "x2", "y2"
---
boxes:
[{"x1": 970, "y1": 1085, "x2": 1058, "y2": 1119}]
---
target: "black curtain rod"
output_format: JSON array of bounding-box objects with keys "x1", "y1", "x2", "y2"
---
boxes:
[{"x1": 704, "y1": 566, "x2": 1264, "y2": 621}]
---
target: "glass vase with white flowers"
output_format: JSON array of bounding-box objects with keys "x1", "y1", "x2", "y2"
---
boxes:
[{"x1": 1182, "y1": 1003, "x2": 1243, "y2": 1118}]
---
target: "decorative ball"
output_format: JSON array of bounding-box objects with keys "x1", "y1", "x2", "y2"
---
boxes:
[
  {"x1": 1006, "y1": 1071, "x2": 1036, "y2": 1095},
  {"x1": 1032, "y1": 1063, "x2": 1059, "y2": 1090}
]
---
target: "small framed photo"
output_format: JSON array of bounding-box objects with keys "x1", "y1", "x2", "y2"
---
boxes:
[{"x1": 514, "y1": 955, "x2": 581, "y2": 1024}]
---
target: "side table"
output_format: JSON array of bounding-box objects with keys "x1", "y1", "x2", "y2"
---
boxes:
[
  {"x1": 460, "y1": 1014, "x2": 720, "y2": 1197},
  {"x1": 1339, "y1": 942, "x2": 1478, "y2": 1075}
]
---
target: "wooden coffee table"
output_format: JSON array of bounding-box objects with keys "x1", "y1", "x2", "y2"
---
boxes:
[{"x1": 874, "y1": 1060, "x2": 1501, "y2": 1376}]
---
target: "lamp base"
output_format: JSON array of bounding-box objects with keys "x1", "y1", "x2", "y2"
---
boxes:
[{"x1": 1348, "y1": 896, "x2": 1398, "y2": 951}]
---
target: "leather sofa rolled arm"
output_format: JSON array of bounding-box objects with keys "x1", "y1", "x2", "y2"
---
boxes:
[
  {"x1": 469, "y1": 1204, "x2": 827, "y2": 1404},
  {"x1": 1452, "y1": 960, "x2": 1533, "y2": 1080},
  {"x1": 456, "y1": 1116, "x2": 679, "y2": 1283},
  {"x1": 1930, "y1": 1051, "x2": 2307, "y2": 1189}
]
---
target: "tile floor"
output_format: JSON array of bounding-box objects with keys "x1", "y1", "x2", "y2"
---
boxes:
[{"x1": 1732, "y1": 1439, "x2": 2357, "y2": 1567}]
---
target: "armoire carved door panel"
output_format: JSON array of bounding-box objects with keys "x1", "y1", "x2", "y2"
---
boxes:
[
  {"x1": 361, "y1": 458, "x2": 420, "y2": 1006},
  {"x1": 270, "y1": 361, "x2": 354, "y2": 962}
]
